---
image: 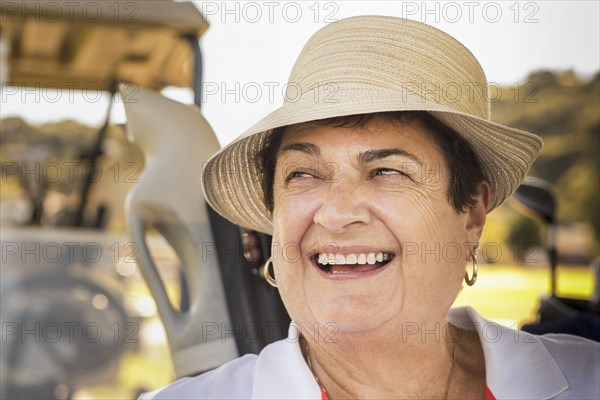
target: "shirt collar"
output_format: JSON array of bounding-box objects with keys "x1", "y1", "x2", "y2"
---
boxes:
[
  {"x1": 253, "y1": 309, "x2": 570, "y2": 399},
  {"x1": 252, "y1": 322, "x2": 321, "y2": 399},
  {"x1": 448, "y1": 307, "x2": 569, "y2": 399}
]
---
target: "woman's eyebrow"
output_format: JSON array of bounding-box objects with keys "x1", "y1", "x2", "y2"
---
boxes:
[
  {"x1": 359, "y1": 148, "x2": 421, "y2": 165},
  {"x1": 279, "y1": 142, "x2": 320, "y2": 156},
  {"x1": 278, "y1": 144, "x2": 420, "y2": 165}
]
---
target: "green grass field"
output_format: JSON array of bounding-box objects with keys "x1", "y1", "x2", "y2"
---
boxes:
[{"x1": 453, "y1": 264, "x2": 594, "y2": 326}]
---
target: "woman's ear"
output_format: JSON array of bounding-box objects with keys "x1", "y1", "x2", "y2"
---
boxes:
[{"x1": 466, "y1": 180, "x2": 491, "y2": 243}]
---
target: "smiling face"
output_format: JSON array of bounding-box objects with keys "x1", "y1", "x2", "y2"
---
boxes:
[{"x1": 271, "y1": 115, "x2": 488, "y2": 334}]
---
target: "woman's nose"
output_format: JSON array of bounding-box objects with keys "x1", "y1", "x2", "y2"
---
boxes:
[{"x1": 313, "y1": 182, "x2": 371, "y2": 234}]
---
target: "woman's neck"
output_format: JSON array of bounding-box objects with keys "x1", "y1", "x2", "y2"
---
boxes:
[{"x1": 301, "y1": 322, "x2": 486, "y2": 399}]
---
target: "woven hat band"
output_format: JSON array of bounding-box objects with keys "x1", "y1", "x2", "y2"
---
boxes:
[{"x1": 286, "y1": 16, "x2": 490, "y2": 119}]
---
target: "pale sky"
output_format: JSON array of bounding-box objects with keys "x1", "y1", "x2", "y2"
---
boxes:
[{"x1": 1, "y1": 1, "x2": 599, "y2": 146}]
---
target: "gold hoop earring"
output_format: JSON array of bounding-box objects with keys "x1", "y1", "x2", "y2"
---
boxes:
[
  {"x1": 464, "y1": 254, "x2": 478, "y2": 286},
  {"x1": 263, "y1": 257, "x2": 277, "y2": 287}
]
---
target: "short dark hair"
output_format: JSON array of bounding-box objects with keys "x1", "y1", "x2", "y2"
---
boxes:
[{"x1": 256, "y1": 111, "x2": 485, "y2": 214}]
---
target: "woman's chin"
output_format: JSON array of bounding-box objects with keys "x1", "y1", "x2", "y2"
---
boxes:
[{"x1": 307, "y1": 296, "x2": 394, "y2": 335}]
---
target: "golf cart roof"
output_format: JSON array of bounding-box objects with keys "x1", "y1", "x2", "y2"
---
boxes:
[{"x1": 1, "y1": 0, "x2": 208, "y2": 91}]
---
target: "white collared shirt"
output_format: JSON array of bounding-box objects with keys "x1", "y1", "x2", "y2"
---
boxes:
[{"x1": 141, "y1": 307, "x2": 600, "y2": 399}]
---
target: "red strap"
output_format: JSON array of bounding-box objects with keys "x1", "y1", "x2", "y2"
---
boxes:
[
  {"x1": 320, "y1": 386, "x2": 329, "y2": 400},
  {"x1": 320, "y1": 385, "x2": 495, "y2": 399}
]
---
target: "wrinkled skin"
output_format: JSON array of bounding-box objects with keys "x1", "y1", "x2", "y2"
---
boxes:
[
  {"x1": 270, "y1": 116, "x2": 490, "y2": 399},
  {"x1": 272, "y1": 116, "x2": 489, "y2": 333}
]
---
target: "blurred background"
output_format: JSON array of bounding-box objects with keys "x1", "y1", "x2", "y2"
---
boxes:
[{"x1": 1, "y1": 1, "x2": 599, "y2": 399}]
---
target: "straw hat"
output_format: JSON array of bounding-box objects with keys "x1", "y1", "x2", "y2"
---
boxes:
[{"x1": 202, "y1": 16, "x2": 543, "y2": 235}]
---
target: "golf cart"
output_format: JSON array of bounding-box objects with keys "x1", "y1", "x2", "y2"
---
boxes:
[
  {"x1": 1, "y1": 1, "x2": 288, "y2": 398},
  {"x1": 513, "y1": 178, "x2": 600, "y2": 341}
]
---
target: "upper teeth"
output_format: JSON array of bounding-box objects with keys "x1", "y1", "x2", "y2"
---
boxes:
[{"x1": 317, "y1": 252, "x2": 392, "y2": 265}]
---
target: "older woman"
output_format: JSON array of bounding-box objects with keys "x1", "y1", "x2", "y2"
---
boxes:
[{"x1": 143, "y1": 16, "x2": 599, "y2": 400}]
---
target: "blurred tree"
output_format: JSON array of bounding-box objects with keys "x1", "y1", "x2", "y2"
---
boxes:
[
  {"x1": 492, "y1": 70, "x2": 600, "y2": 259},
  {"x1": 506, "y1": 216, "x2": 542, "y2": 264}
]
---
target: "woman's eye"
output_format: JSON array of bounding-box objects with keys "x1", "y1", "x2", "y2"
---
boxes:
[
  {"x1": 285, "y1": 171, "x2": 315, "y2": 182},
  {"x1": 370, "y1": 168, "x2": 414, "y2": 183},
  {"x1": 371, "y1": 168, "x2": 404, "y2": 177}
]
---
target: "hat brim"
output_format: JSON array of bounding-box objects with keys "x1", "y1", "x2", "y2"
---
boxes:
[{"x1": 202, "y1": 85, "x2": 543, "y2": 235}]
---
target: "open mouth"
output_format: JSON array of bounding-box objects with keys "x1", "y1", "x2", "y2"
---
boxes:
[{"x1": 313, "y1": 252, "x2": 395, "y2": 274}]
